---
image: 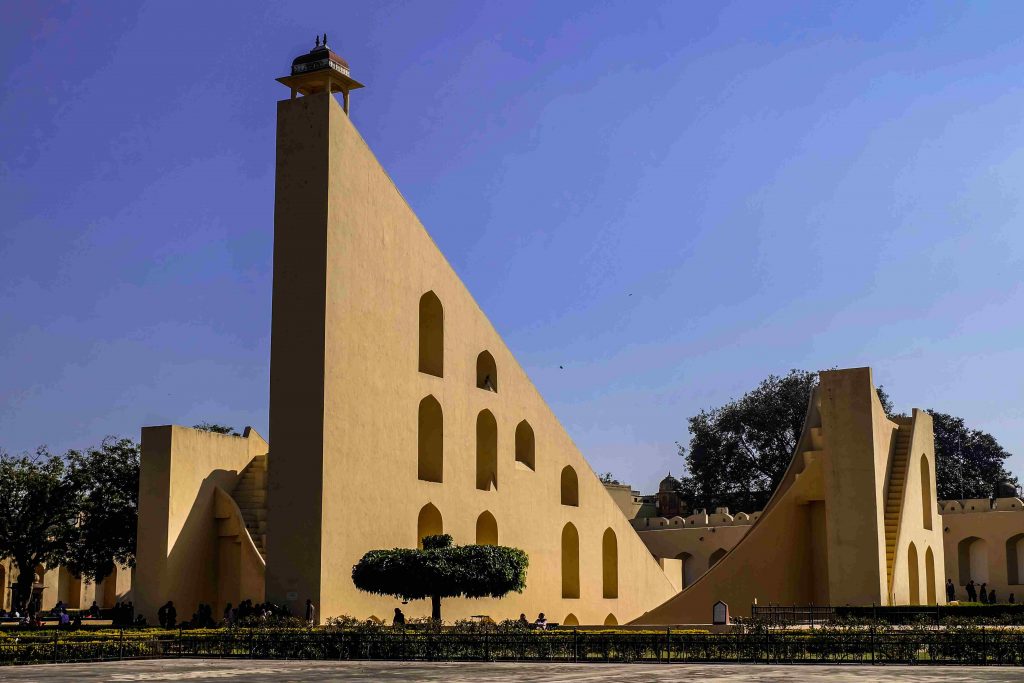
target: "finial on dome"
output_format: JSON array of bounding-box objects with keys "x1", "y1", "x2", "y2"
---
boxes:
[{"x1": 315, "y1": 35, "x2": 320, "y2": 47}]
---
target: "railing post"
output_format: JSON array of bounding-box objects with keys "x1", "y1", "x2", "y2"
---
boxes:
[
  {"x1": 573, "y1": 628, "x2": 578, "y2": 663},
  {"x1": 119, "y1": 628, "x2": 124, "y2": 661},
  {"x1": 870, "y1": 622, "x2": 875, "y2": 665},
  {"x1": 53, "y1": 628, "x2": 58, "y2": 664},
  {"x1": 982, "y1": 625, "x2": 988, "y2": 666},
  {"x1": 665, "y1": 627, "x2": 671, "y2": 663}
]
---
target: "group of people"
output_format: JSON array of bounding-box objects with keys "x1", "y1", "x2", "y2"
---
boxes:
[
  {"x1": 518, "y1": 613, "x2": 549, "y2": 629},
  {"x1": 224, "y1": 599, "x2": 291, "y2": 626},
  {"x1": 947, "y1": 578, "x2": 1016, "y2": 604}
]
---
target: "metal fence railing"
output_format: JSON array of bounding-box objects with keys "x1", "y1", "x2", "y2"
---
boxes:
[
  {"x1": 3, "y1": 627, "x2": 1024, "y2": 666},
  {"x1": 750, "y1": 605, "x2": 835, "y2": 626}
]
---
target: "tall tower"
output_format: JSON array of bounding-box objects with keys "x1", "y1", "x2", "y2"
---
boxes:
[
  {"x1": 265, "y1": 37, "x2": 365, "y2": 615},
  {"x1": 265, "y1": 38, "x2": 678, "y2": 623}
]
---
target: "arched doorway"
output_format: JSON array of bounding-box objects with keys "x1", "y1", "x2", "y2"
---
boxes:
[
  {"x1": 925, "y1": 547, "x2": 936, "y2": 605},
  {"x1": 957, "y1": 536, "x2": 989, "y2": 585}
]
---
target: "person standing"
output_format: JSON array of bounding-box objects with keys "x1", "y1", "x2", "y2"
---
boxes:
[
  {"x1": 967, "y1": 580, "x2": 977, "y2": 602},
  {"x1": 979, "y1": 584, "x2": 988, "y2": 604},
  {"x1": 945, "y1": 578, "x2": 956, "y2": 602},
  {"x1": 305, "y1": 598, "x2": 316, "y2": 627},
  {"x1": 392, "y1": 607, "x2": 405, "y2": 627}
]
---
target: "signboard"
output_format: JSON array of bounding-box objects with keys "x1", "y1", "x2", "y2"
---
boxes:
[
  {"x1": 712, "y1": 600, "x2": 729, "y2": 625},
  {"x1": 286, "y1": 591, "x2": 298, "y2": 601}
]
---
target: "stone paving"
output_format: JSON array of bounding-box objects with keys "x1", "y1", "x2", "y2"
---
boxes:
[{"x1": 3, "y1": 660, "x2": 1024, "y2": 682}]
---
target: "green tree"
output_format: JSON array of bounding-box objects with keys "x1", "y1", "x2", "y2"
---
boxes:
[
  {"x1": 193, "y1": 422, "x2": 240, "y2": 436},
  {"x1": 0, "y1": 449, "x2": 78, "y2": 612},
  {"x1": 677, "y1": 369, "x2": 894, "y2": 512},
  {"x1": 62, "y1": 437, "x2": 140, "y2": 582},
  {"x1": 352, "y1": 534, "x2": 528, "y2": 621},
  {"x1": 929, "y1": 410, "x2": 1017, "y2": 500}
]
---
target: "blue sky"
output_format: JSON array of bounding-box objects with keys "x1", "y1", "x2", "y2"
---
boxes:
[{"x1": 1, "y1": 1, "x2": 1022, "y2": 496}]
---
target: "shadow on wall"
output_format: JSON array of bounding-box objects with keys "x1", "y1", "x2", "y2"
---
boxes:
[{"x1": 159, "y1": 469, "x2": 265, "y2": 623}]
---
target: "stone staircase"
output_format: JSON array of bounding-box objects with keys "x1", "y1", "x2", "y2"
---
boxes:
[
  {"x1": 231, "y1": 454, "x2": 268, "y2": 561},
  {"x1": 884, "y1": 423, "x2": 912, "y2": 597}
]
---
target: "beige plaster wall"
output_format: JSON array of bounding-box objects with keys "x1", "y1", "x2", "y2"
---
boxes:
[
  {"x1": 265, "y1": 91, "x2": 677, "y2": 625},
  {"x1": 135, "y1": 426, "x2": 268, "y2": 624},
  {"x1": 888, "y1": 410, "x2": 946, "y2": 605},
  {"x1": 942, "y1": 502, "x2": 1024, "y2": 602}
]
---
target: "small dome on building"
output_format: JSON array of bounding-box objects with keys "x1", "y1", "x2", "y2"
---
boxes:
[
  {"x1": 291, "y1": 36, "x2": 351, "y2": 77},
  {"x1": 659, "y1": 473, "x2": 680, "y2": 492}
]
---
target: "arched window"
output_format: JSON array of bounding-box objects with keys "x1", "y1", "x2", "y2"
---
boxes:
[
  {"x1": 560, "y1": 466, "x2": 579, "y2": 507},
  {"x1": 476, "y1": 350, "x2": 497, "y2": 392},
  {"x1": 907, "y1": 542, "x2": 920, "y2": 605},
  {"x1": 0, "y1": 565, "x2": 6, "y2": 612},
  {"x1": 418, "y1": 395, "x2": 443, "y2": 482},
  {"x1": 563, "y1": 613, "x2": 579, "y2": 626},
  {"x1": 602, "y1": 528, "x2": 618, "y2": 599},
  {"x1": 418, "y1": 292, "x2": 444, "y2": 377},
  {"x1": 476, "y1": 410, "x2": 498, "y2": 491},
  {"x1": 603, "y1": 613, "x2": 618, "y2": 626},
  {"x1": 708, "y1": 548, "x2": 727, "y2": 569},
  {"x1": 1006, "y1": 533, "x2": 1024, "y2": 585},
  {"x1": 920, "y1": 455, "x2": 932, "y2": 530},
  {"x1": 676, "y1": 551, "x2": 698, "y2": 588},
  {"x1": 925, "y1": 547, "x2": 936, "y2": 605},
  {"x1": 561, "y1": 523, "x2": 580, "y2": 599},
  {"x1": 515, "y1": 420, "x2": 535, "y2": 471},
  {"x1": 476, "y1": 511, "x2": 498, "y2": 545},
  {"x1": 417, "y1": 503, "x2": 443, "y2": 548},
  {"x1": 957, "y1": 536, "x2": 989, "y2": 584}
]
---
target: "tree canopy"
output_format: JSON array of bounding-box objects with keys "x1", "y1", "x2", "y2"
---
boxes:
[
  {"x1": 352, "y1": 534, "x2": 528, "y2": 621},
  {"x1": 0, "y1": 449, "x2": 79, "y2": 612},
  {"x1": 672, "y1": 369, "x2": 992, "y2": 512},
  {"x1": 0, "y1": 437, "x2": 141, "y2": 612},
  {"x1": 930, "y1": 410, "x2": 1017, "y2": 500},
  {"x1": 61, "y1": 437, "x2": 140, "y2": 582},
  {"x1": 193, "y1": 422, "x2": 240, "y2": 436}
]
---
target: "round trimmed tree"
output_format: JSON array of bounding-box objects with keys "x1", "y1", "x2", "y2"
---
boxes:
[{"x1": 351, "y1": 534, "x2": 528, "y2": 622}]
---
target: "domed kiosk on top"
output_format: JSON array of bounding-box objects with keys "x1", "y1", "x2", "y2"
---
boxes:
[{"x1": 277, "y1": 34, "x2": 364, "y2": 113}]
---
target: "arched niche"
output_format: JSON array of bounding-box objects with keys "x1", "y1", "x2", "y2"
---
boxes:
[
  {"x1": 920, "y1": 455, "x2": 933, "y2": 531},
  {"x1": 476, "y1": 350, "x2": 497, "y2": 392},
  {"x1": 676, "y1": 551, "x2": 699, "y2": 588},
  {"x1": 476, "y1": 410, "x2": 498, "y2": 491},
  {"x1": 908, "y1": 542, "x2": 920, "y2": 605},
  {"x1": 602, "y1": 528, "x2": 618, "y2": 599},
  {"x1": 417, "y1": 503, "x2": 443, "y2": 548},
  {"x1": 925, "y1": 546, "x2": 936, "y2": 605},
  {"x1": 708, "y1": 548, "x2": 727, "y2": 569},
  {"x1": 563, "y1": 613, "x2": 579, "y2": 626},
  {"x1": 418, "y1": 395, "x2": 443, "y2": 483},
  {"x1": 603, "y1": 613, "x2": 618, "y2": 626},
  {"x1": 418, "y1": 292, "x2": 444, "y2": 377},
  {"x1": 101, "y1": 571, "x2": 119, "y2": 609},
  {"x1": 515, "y1": 420, "x2": 535, "y2": 471},
  {"x1": 1006, "y1": 533, "x2": 1024, "y2": 585},
  {"x1": 560, "y1": 466, "x2": 579, "y2": 507},
  {"x1": 476, "y1": 511, "x2": 498, "y2": 546},
  {"x1": 957, "y1": 536, "x2": 989, "y2": 584},
  {"x1": 561, "y1": 523, "x2": 580, "y2": 599}
]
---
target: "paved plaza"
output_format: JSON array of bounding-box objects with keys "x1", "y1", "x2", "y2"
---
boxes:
[{"x1": 3, "y1": 660, "x2": 1024, "y2": 682}]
